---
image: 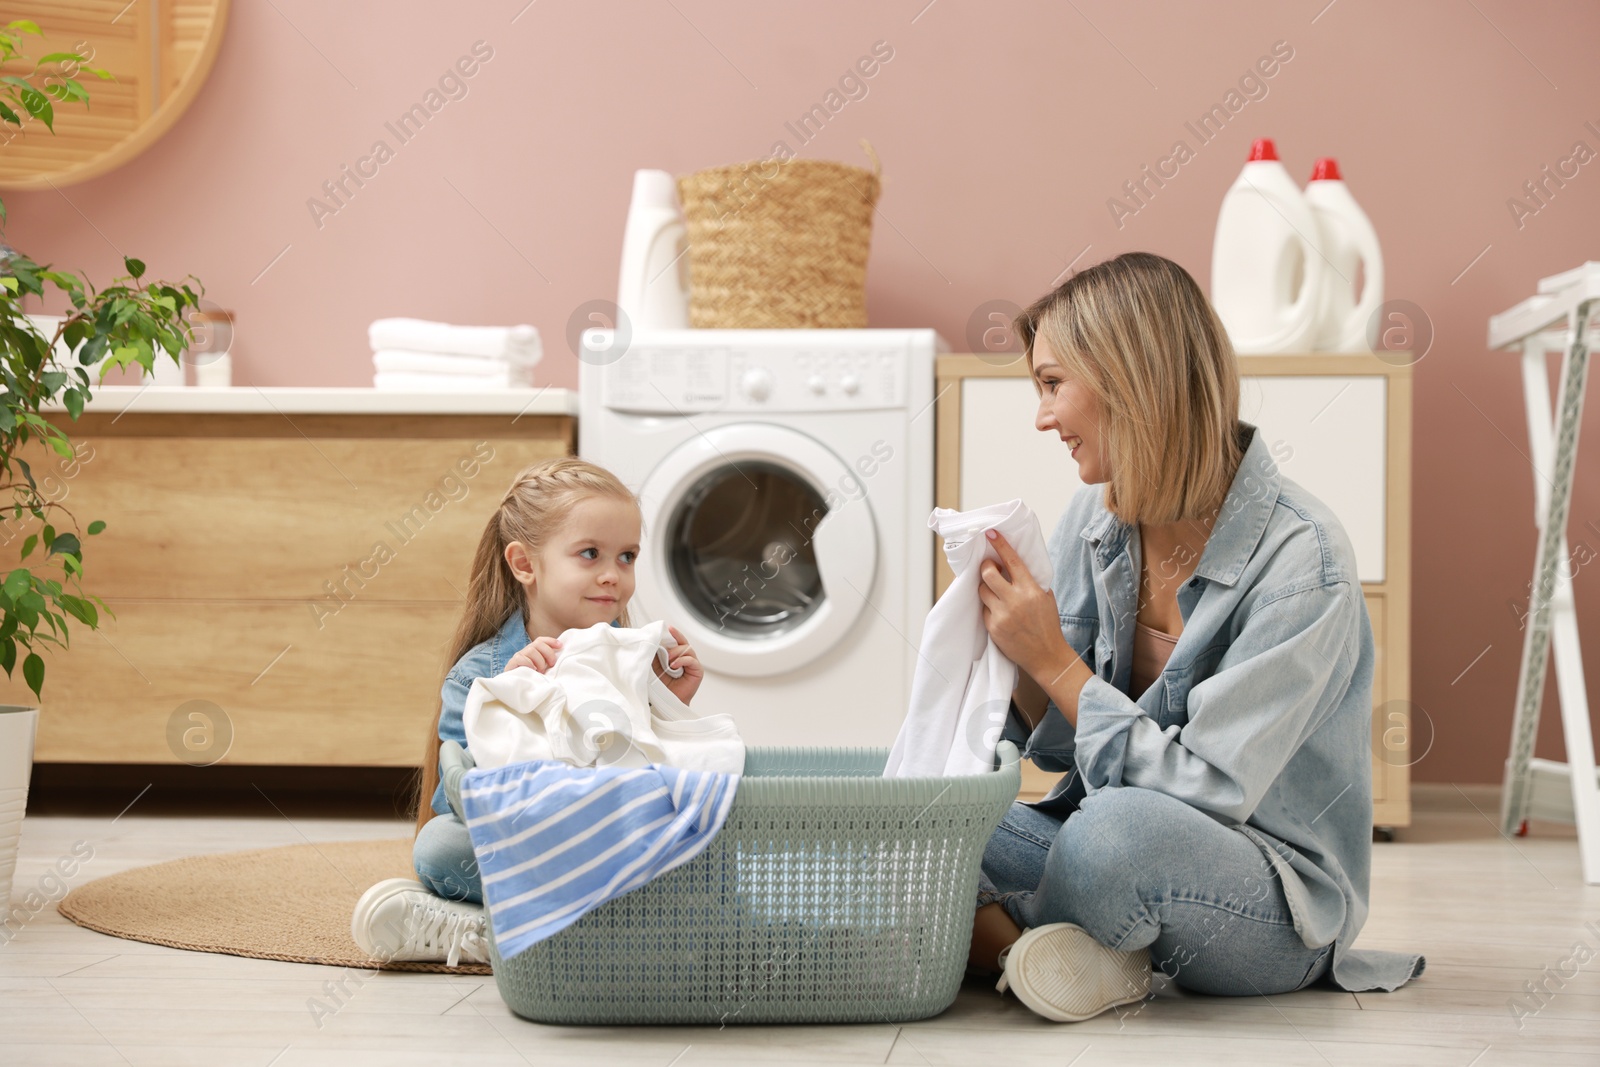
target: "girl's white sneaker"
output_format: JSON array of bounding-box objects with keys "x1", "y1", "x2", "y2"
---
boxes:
[
  {"x1": 996, "y1": 922, "x2": 1152, "y2": 1022},
  {"x1": 351, "y1": 877, "x2": 490, "y2": 968}
]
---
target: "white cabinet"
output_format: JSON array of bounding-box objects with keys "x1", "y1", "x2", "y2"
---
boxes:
[
  {"x1": 1241, "y1": 376, "x2": 1387, "y2": 582},
  {"x1": 937, "y1": 354, "x2": 1413, "y2": 828}
]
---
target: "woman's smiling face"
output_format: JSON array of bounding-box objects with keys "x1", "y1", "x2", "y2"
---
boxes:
[{"x1": 1030, "y1": 334, "x2": 1107, "y2": 484}]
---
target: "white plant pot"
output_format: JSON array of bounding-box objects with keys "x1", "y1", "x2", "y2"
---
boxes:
[{"x1": 0, "y1": 705, "x2": 39, "y2": 907}]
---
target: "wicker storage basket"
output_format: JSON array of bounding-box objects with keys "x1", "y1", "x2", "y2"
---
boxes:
[
  {"x1": 487, "y1": 740, "x2": 1021, "y2": 1025},
  {"x1": 676, "y1": 141, "x2": 882, "y2": 328}
]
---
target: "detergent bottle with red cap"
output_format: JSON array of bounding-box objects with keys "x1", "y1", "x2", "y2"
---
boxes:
[
  {"x1": 1304, "y1": 157, "x2": 1384, "y2": 352},
  {"x1": 1209, "y1": 138, "x2": 1325, "y2": 353}
]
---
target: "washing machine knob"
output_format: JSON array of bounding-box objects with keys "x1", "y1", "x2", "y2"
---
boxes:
[
  {"x1": 840, "y1": 373, "x2": 861, "y2": 395},
  {"x1": 807, "y1": 374, "x2": 827, "y2": 395},
  {"x1": 741, "y1": 368, "x2": 774, "y2": 401}
]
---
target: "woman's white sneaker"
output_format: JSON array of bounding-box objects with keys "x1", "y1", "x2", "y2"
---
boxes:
[
  {"x1": 351, "y1": 877, "x2": 489, "y2": 968},
  {"x1": 996, "y1": 922, "x2": 1151, "y2": 1022}
]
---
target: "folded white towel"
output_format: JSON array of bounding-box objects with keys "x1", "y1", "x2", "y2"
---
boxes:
[
  {"x1": 371, "y1": 349, "x2": 523, "y2": 377},
  {"x1": 367, "y1": 318, "x2": 543, "y2": 363},
  {"x1": 373, "y1": 371, "x2": 536, "y2": 391}
]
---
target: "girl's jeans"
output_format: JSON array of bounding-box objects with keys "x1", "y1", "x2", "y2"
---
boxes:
[
  {"x1": 978, "y1": 784, "x2": 1334, "y2": 996},
  {"x1": 413, "y1": 812, "x2": 484, "y2": 904}
]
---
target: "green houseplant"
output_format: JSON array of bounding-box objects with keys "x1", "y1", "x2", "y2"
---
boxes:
[{"x1": 0, "y1": 19, "x2": 203, "y2": 911}]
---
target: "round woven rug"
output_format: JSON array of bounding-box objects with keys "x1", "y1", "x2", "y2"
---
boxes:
[{"x1": 55, "y1": 838, "x2": 492, "y2": 975}]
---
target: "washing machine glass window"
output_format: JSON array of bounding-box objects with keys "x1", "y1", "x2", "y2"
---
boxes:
[{"x1": 666, "y1": 460, "x2": 827, "y2": 637}]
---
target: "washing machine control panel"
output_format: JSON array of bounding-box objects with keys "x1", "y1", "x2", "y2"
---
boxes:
[{"x1": 596, "y1": 336, "x2": 910, "y2": 414}]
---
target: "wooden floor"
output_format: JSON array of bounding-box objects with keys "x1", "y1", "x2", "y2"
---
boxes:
[{"x1": 2, "y1": 783, "x2": 1597, "y2": 1066}]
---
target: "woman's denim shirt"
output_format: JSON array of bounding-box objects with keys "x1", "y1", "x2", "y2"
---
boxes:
[
  {"x1": 1001, "y1": 421, "x2": 1424, "y2": 993},
  {"x1": 429, "y1": 609, "x2": 533, "y2": 817}
]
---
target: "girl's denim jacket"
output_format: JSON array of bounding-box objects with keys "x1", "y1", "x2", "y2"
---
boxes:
[{"x1": 429, "y1": 609, "x2": 533, "y2": 818}]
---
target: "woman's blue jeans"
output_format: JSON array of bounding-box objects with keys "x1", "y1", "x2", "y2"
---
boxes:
[
  {"x1": 978, "y1": 784, "x2": 1334, "y2": 996},
  {"x1": 413, "y1": 812, "x2": 484, "y2": 904}
]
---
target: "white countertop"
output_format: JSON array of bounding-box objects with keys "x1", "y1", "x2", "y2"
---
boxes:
[{"x1": 39, "y1": 385, "x2": 578, "y2": 416}]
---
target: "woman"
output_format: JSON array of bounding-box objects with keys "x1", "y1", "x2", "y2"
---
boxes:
[{"x1": 967, "y1": 252, "x2": 1425, "y2": 1023}]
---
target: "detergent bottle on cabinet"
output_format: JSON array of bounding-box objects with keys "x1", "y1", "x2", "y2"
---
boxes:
[
  {"x1": 1210, "y1": 138, "x2": 1325, "y2": 354},
  {"x1": 1304, "y1": 157, "x2": 1384, "y2": 352}
]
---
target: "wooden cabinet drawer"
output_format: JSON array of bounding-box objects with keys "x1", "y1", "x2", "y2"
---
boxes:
[
  {"x1": 0, "y1": 417, "x2": 567, "y2": 602},
  {"x1": 0, "y1": 410, "x2": 574, "y2": 767},
  {"x1": 5, "y1": 599, "x2": 461, "y2": 766}
]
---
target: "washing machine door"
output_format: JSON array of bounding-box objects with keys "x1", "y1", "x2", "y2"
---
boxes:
[{"x1": 636, "y1": 424, "x2": 878, "y2": 677}]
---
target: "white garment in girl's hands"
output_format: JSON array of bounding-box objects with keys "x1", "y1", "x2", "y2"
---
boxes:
[
  {"x1": 462, "y1": 620, "x2": 745, "y2": 775},
  {"x1": 884, "y1": 501, "x2": 1055, "y2": 778}
]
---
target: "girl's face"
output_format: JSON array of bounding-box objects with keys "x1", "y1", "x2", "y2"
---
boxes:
[
  {"x1": 523, "y1": 496, "x2": 641, "y2": 634},
  {"x1": 1031, "y1": 335, "x2": 1108, "y2": 484}
]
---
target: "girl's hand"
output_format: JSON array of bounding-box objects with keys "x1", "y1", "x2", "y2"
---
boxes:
[
  {"x1": 506, "y1": 635, "x2": 562, "y2": 673},
  {"x1": 976, "y1": 529, "x2": 1079, "y2": 685},
  {"x1": 654, "y1": 624, "x2": 703, "y2": 704}
]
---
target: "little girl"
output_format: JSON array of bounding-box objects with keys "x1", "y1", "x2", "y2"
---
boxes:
[{"x1": 350, "y1": 456, "x2": 702, "y2": 967}]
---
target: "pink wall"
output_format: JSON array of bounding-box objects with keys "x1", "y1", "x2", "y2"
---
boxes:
[{"x1": 5, "y1": 1, "x2": 1600, "y2": 785}]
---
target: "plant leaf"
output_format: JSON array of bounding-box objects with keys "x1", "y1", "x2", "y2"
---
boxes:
[
  {"x1": 79, "y1": 332, "x2": 107, "y2": 365},
  {"x1": 60, "y1": 594, "x2": 96, "y2": 627},
  {"x1": 2, "y1": 568, "x2": 29, "y2": 601},
  {"x1": 22, "y1": 652, "x2": 42, "y2": 698},
  {"x1": 18, "y1": 87, "x2": 52, "y2": 131}
]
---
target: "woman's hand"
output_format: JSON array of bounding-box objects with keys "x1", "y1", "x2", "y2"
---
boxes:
[
  {"x1": 506, "y1": 635, "x2": 563, "y2": 673},
  {"x1": 654, "y1": 624, "x2": 703, "y2": 704},
  {"x1": 977, "y1": 529, "x2": 1079, "y2": 686}
]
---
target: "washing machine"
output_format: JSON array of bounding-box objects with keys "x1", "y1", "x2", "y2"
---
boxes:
[{"x1": 578, "y1": 328, "x2": 946, "y2": 748}]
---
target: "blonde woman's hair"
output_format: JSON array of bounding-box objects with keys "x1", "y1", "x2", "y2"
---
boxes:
[
  {"x1": 1013, "y1": 251, "x2": 1244, "y2": 526},
  {"x1": 409, "y1": 456, "x2": 638, "y2": 835}
]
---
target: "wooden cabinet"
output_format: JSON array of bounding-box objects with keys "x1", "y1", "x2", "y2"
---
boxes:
[
  {"x1": 936, "y1": 354, "x2": 1412, "y2": 828},
  {"x1": 0, "y1": 396, "x2": 575, "y2": 769}
]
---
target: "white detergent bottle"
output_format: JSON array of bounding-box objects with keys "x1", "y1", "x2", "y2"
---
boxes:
[
  {"x1": 1304, "y1": 158, "x2": 1384, "y2": 352},
  {"x1": 1210, "y1": 138, "x2": 1325, "y2": 354},
  {"x1": 616, "y1": 169, "x2": 691, "y2": 330}
]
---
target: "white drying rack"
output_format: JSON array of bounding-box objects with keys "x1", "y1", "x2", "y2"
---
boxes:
[{"x1": 1487, "y1": 261, "x2": 1600, "y2": 885}]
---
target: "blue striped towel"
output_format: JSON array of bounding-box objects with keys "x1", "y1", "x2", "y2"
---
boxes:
[{"x1": 457, "y1": 758, "x2": 741, "y2": 962}]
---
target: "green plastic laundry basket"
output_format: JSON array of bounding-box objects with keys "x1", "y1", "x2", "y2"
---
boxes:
[{"x1": 485, "y1": 740, "x2": 1021, "y2": 1025}]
